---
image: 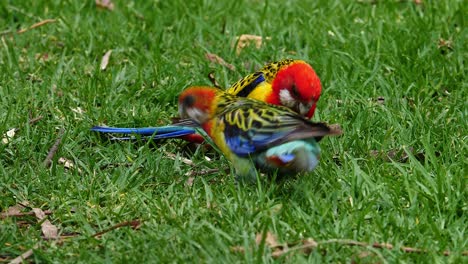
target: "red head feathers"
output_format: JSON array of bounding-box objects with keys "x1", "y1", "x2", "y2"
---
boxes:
[
  {"x1": 178, "y1": 86, "x2": 218, "y2": 124},
  {"x1": 269, "y1": 61, "x2": 322, "y2": 118}
]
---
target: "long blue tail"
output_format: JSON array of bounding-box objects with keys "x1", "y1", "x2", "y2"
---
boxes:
[{"x1": 91, "y1": 125, "x2": 196, "y2": 140}]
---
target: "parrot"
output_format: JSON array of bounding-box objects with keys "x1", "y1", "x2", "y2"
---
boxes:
[
  {"x1": 91, "y1": 59, "x2": 322, "y2": 142},
  {"x1": 177, "y1": 86, "x2": 341, "y2": 181},
  {"x1": 227, "y1": 58, "x2": 321, "y2": 118}
]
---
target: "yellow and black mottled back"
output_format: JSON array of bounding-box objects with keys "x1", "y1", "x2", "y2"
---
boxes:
[
  {"x1": 213, "y1": 91, "x2": 333, "y2": 156},
  {"x1": 215, "y1": 91, "x2": 298, "y2": 123},
  {"x1": 259, "y1": 58, "x2": 296, "y2": 82},
  {"x1": 226, "y1": 59, "x2": 297, "y2": 98}
]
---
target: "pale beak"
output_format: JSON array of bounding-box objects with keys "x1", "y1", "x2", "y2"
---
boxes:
[
  {"x1": 178, "y1": 104, "x2": 187, "y2": 118},
  {"x1": 298, "y1": 101, "x2": 314, "y2": 116},
  {"x1": 181, "y1": 107, "x2": 208, "y2": 125}
]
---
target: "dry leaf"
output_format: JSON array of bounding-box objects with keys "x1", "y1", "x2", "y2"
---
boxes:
[
  {"x1": 376, "y1": 96, "x2": 385, "y2": 104},
  {"x1": 255, "y1": 231, "x2": 280, "y2": 248},
  {"x1": 58, "y1": 157, "x2": 82, "y2": 173},
  {"x1": 0, "y1": 204, "x2": 24, "y2": 218},
  {"x1": 235, "y1": 34, "x2": 270, "y2": 55},
  {"x1": 96, "y1": 0, "x2": 114, "y2": 10},
  {"x1": 205, "y1": 53, "x2": 235, "y2": 71},
  {"x1": 40, "y1": 220, "x2": 58, "y2": 239},
  {"x1": 100, "y1": 50, "x2": 112, "y2": 70},
  {"x1": 2, "y1": 128, "x2": 16, "y2": 144},
  {"x1": 58, "y1": 157, "x2": 74, "y2": 169},
  {"x1": 71, "y1": 106, "x2": 85, "y2": 120},
  {"x1": 71, "y1": 107, "x2": 85, "y2": 115},
  {"x1": 32, "y1": 208, "x2": 46, "y2": 221},
  {"x1": 437, "y1": 38, "x2": 453, "y2": 54},
  {"x1": 35, "y1": 53, "x2": 49, "y2": 61},
  {"x1": 232, "y1": 232, "x2": 286, "y2": 257},
  {"x1": 185, "y1": 176, "x2": 195, "y2": 187},
  {"x1": 165, "y1": 152, "x2": 194, "y2": 166},
  {"x1": 32, "y1": 208, "x2": 58, "y2": 239},
  {"x1": 300, "y1": 238, "x2": 318, "y2": 254}
]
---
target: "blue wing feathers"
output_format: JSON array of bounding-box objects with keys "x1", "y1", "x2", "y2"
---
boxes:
[{"x1": 225, "y1": 125, "x2": 293, "y2": 157}]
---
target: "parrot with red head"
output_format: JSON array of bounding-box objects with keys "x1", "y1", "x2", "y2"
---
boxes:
[
  {"x1": 227, "y1": 59, "x2": 321, "y2": 118},
  {"x1": 177, "y1": 86, "x2": 340, "y2": 181},
  {"x1": 92, "y1": 59, "x2": 322, "y2": 142}
]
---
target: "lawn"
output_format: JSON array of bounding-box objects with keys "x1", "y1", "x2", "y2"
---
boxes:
[{"x1": 0, "y1": 0, "x2": 466, "y2": 262}]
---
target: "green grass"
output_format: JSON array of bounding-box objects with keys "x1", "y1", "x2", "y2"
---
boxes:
[{"x1": 0, "y1": 0, "x2": 466, "y2": 262}]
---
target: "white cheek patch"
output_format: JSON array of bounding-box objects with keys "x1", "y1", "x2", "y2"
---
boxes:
[{"x1": 279, "y1": 89, "x2": 295, "y2": 108}]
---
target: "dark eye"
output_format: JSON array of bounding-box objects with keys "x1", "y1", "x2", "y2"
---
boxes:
[
  {"x1": 183, "y1": 95, "x2": 195, "y2": 107},
  {"x1": 291, "y1": 85, "x2": 300, "y2": 98}
]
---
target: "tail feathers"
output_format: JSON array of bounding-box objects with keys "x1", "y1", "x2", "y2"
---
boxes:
[
  {"x1": 91, "y1": 126, "x2": 196, "y2": 137},
  {"x1": 111, "y1": 133, "x2": 206, "y2": 142}
]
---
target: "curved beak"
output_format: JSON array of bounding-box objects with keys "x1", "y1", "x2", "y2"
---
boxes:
[
  {"x1": 179, "y1": 105, "x2": 208, "y2": 125},
  {"x1": 298, "y1": 101, "x2": 315, "y2": 116},
  {"x1": 178, "y1": 103, "x2": 187, "y2": 119}
]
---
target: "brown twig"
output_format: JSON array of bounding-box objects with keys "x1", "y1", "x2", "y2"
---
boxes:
[
  {"x1": 234, "y1": 234, "x2": 467, "y2": 259},
  {"x1": 1, "y1": 116, "x2": 43, "y2": 143},
  {"x1": 28, "y1": 116, "x2": 43, "y2": 125},
  {"x1": 185, "y1": 168, "x2": 220, "y2": 177},
  {"x1": 277, "y1": 238, "x2": 467, "y2": 258},
  {"x1": 43, "y1": 233, "x2": 81, "y2": 241},
  {"x1": 8, "y1": 243, "x2": 40, "y2": 264},
  {"x1": 99, "y1": 162, "x2": 134, "y2": 170},
  {"x1": 17, "y1": 19, "x2": 57, "y2": 34},
  {"x1": 0, "y1": 209, "x2": 52, "y2": 219},
  {"x1": 43, "y1": 128, "x2": 65, "y2": 168},
  {"x1": 92, "y1": 220, "x2": 141, "y2": 238}
]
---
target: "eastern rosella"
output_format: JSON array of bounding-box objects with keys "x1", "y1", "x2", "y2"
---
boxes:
[
  {"x1": 92, "y1": 59, "x2": 322, "y2": 142},
  {"x1": 227, "y1": 58, "x2": 321, "y2": 118},
  {"x1": 178, "y1": 86, "x2": 340, "y2": 180}
]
